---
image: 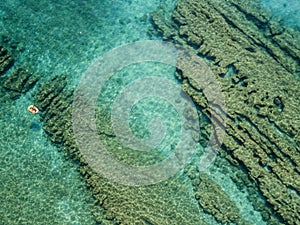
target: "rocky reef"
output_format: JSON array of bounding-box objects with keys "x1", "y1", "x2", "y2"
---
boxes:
[
  {"x1": 0, "y1": 45, "x2": 14, "y2": 75},
  {"x1": 0, "y1": 45, "x2": 38, "y2": 101},
  {"x1": 2, "y1": 0, "x2": 299, "y2": 224},
  {"x1": 34, "y1": 73, "x2": 208, "y2": 225},
  {"x1": 151, "y1": 0, "x2": 300, "y2": 224}
]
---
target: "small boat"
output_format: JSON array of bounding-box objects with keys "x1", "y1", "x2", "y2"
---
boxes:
[{"x1": 27, "y1": 105, "x2": 39, "y2": 114}]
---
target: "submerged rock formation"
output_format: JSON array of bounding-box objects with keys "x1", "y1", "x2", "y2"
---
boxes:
[
  {"x1": 151, "y1": 0, "x2": 300, "y2": 224},
  {"x1": 35, "y1": 73, "x2": 208, "y2": 225},
  {"x1": 3, "y1": 67, "x2": 39, "y2": 95},
  {"x1": 0, "y1": 45, "x2": 14, "y2": 75},
  {"x1": 1, "y1": 67, "x2": 39, "y2": 101},
  {"x1": 0, "y1": 45, "x2": 38, "y2": 101},
  {"x1": 6, "y1": 0, "x2": 297, "y2": 224}
]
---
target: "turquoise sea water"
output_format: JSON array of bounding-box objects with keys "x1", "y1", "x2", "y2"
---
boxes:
[
  {"x1": 0, "y1": 0, "x2": 299, "y2": 224},
  {"x1": 261, "y1": 0, "x2": 300, "y2": 29},
  {"x1": 0, "y1": 0, "x2": 177, "y2": 224},
  {"x1": 0, "y1": 95, "x2": 97, "y2": 224}
]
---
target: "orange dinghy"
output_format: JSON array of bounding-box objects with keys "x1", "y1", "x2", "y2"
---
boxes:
[{"x1": 27, "y1": 105, "x2": 39, "y2": 114}]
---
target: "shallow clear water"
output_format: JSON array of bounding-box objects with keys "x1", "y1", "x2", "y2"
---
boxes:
[
  {"x1": 0, "y1": 0, "x2": 178, "y2": 224},
  {"x1": 0, "y1": 94, "x2": 97, "y2": 224},
  {"x1": 261, "y1": 0, "x2": 300, "y2": 29},
  {"x1": 0, "y1": 0, "x2": 299, "y2": 224}
]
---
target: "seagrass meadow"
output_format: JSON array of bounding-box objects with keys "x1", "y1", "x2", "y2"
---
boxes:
[{"x1": 0, "y1": 0, "x2": 299, "y2": 224}]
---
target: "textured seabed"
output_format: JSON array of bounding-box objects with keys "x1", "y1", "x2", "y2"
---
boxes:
[{"x1": 0, "y1": 0, "x2": 299, "y2": 224}]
